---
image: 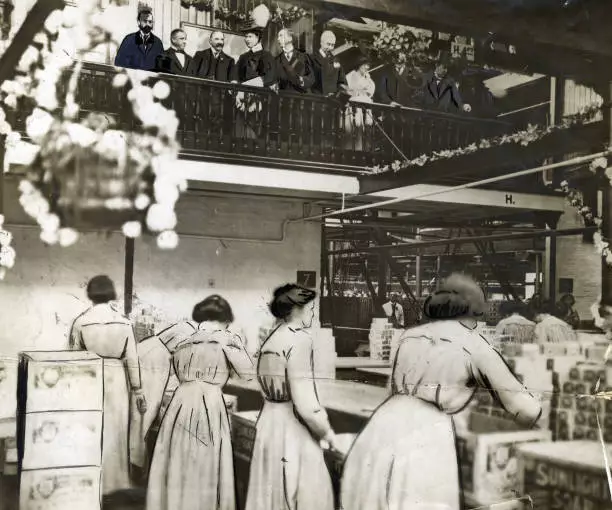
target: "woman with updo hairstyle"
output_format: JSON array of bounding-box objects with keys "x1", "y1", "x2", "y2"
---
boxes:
[
  {"x1": 245, "y1": 284, "x2": 337, "y2": 510},
  {"x1": 341, "y1": 273, "x2": 542, "y2": 510},
  {"x1": 147, "y1": 295, "x2": 254, "y2": 510},
  {"x1": 69, "y1": 275, "x2": 146, "y2": 497}
]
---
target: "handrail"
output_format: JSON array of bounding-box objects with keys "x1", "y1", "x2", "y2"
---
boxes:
[
  {"x1": 80, "y1": 61, "x2": 511, "y2": 127},
  {"x1": 10, "y1": 60, "x2": 521, "y2": 173}
]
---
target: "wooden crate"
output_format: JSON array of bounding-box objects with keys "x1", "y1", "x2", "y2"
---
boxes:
[{"x1": 517, "y1": 441, "x2": 612, "y2": 509}]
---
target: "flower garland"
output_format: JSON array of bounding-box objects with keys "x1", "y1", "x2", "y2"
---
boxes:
[
  {"x1": 0, "y1": 0, "x2": 185, "y2": 250},
  {"x1": 0, "y1": 215, "x2": 15, "y2": 280},
  {"x1": 181, "y1": 0, "x2": 214, "y2": 11},
  {"x1": 215, "y1": 3, "x2": 309, "y2": 27},
  {"x1": 371, "y1": 24, "x2": 432, "y2": 69},
  {"x1": 366, "y1": 100, "x2": 604, "y2": 176}
]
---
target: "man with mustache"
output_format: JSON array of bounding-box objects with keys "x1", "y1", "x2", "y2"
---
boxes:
[
  {"x1": 114, "y1": 8, "x2": 164, "y2": 72},
  {"x1": 191, "y1": 30, "x2": 234, "y2": 82},
  {"x1": 155, "y1": 28, "x2": 193, "y2": 76},
  {"x1": 190, "y1": 30, "x2": 235, "y2": 135}
]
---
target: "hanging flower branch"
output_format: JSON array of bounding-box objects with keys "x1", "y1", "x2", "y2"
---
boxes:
[
  {"x1": 371, "y1": 24, "x2": 432, "y2": 69},
  {"x1": 271, "y1": 4, "x2": 310, "y2": 25},
  {"x1": 557, "y1": 156, "x2": 611, "y2": 267},
  {"x1": 181, "y1": 0, "x2": 214, "y2": 11},
  {"x1": 0, "y1": 215, "x2": 15, "y2": 280},
  {"x1": 365, "y1": 100, "x2": 604, "y2": 176},
  {"x1": 0, "y1": 0, "x2": 185, "y2": 250},
  {"x1": 215, "y1": 2, "x2": 308, "y2": 28}
]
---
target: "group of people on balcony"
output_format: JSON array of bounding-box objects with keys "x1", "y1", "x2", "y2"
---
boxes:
[{"x1": 114, "y1": 8, "x2": 474, "y2": 150}]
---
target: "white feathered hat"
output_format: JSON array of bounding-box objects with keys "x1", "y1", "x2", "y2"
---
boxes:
[{"x1": 240, "y1": 3, "x2": 270, "y2": 36}]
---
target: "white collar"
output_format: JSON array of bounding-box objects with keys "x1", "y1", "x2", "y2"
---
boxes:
[
  {"x1": 171, "y1": 45, "x2": 183, "y2": 53},
  {"x1": 283, "y1": 44, "x2": 295, "y2": 55},
  {"x1": 319, "y1": 48, "x2": 329, "y2": 58},
  {"x1": 250, "y1": 43, "x2": 263, "y2": 53},
  {"x1": 139, "y1": 31, "x2": 150, "y2": 41}
]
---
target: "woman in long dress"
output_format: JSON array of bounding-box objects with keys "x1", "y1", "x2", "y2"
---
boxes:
[
  {"x1": 69, "y1": 275, "x2": 147, "y2": 496},
  {"x1": 245, "y1": 284, "x2": 338, "y2": 510},
  {"x1": 129, "y1": 320, "x2": 197, "y2": 476},
  {"x1": 340, "y1": 273, "x2": 542, "y2": 510},
  {"x1": 146, "y1": 295, "x2": 254, "y2": 510},
  {"x1": 344, "y1": 57, "x2": 376, "y2": 151}
]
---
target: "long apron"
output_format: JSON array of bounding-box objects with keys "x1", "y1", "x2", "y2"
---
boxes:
[
  {"x1": 102, "y1": 358, "x2": 132, "y2": 495},
  {"x1": 341, "y1": 394, "x2": 460, "y2": 510}
]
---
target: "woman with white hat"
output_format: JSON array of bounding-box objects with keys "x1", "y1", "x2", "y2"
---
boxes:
[{"x1": 340, "y1": 273, "x2": 541, "y2": 510}]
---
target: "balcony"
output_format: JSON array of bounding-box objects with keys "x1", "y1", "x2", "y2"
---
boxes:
[{"x1": 9, "y1": 62, "x2": 513, "y2": 177}]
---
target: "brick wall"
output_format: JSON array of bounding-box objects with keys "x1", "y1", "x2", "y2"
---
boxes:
[{"x1": 556, "y1": 201, "x2": 600, "y2": 321}]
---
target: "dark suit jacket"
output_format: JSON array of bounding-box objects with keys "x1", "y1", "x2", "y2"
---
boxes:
[
  {"x1": 155, "y1": 48, "x2": 193, "y2": 76},
  {"x1": 190, "y1": 48, "x2": 234, "y2": 82},
  {"x1": 232, "y1": 49, "x2": 276, "y2": 87},
  {"x1": 276, "y1": 50, "x2": 313, "y2": 93},
  {"x1": 309, "y1": 52, "x2": 347, "y2": 96},
  {"x1": 114, "y1": 32, "x2": 164, "y2": 71},
  {"x1": 420, "y1": 72, "x2": 464, "y2": 112},
  {"x1": 377, "y1": 68, "x2": 418, "y2": 105}
]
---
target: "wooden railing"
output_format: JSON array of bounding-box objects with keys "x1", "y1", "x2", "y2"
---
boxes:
[{"x1": 12, "y1": 62, "x2": 514, "y2": 174}]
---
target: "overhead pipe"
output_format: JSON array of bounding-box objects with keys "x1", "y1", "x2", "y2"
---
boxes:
[
  {"x1": 291, "y1": 150, "x2": 611, "y2": 224},
  {"x1": 326, "y1": 226, "x2": 598, "y2": 256}
]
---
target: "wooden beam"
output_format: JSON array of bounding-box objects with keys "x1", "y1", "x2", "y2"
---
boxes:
[
  {"x1": 124, "y1": 238, "x2": 135, "y2": 316},
  {"x1": 0, "y1": 0, "x2": 66, "y2": 84}
]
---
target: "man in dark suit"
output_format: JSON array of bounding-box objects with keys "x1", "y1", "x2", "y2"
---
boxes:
[
  {"x1": 114, "y1": 8, "x2": 164, "y2": 72},
  {"x1": 275, "y1": 28, "x2": 314, "y2": 145},
  {"x1": 420, "y1": 61, "x2": 472, "y2": 113},
  {"x1": 309, "y1": 30, "x2": 347, "y2": 97},
  {"x1": 191, "y1": 31, "x2": 235, "y2": 136},
  {"x1": 308, "y1": 30, "x2": 347, "y2": 147},
  {"x1": 155, "y1": 28, "x2": 193, "y2": 76},
  {"x1": 276, "y1": 28, "x2": 313, "y2": 93},
  {"x1": 377, "y1": 55, "x2": 418, "y2": 107},
  {"x1": 191, "y1": 30, "x2": 234, "y2": 82}
]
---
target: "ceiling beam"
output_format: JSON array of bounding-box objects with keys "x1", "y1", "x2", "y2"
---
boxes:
[{"x1": 305, "y1": 0, "x2": 612, "y2": 77}]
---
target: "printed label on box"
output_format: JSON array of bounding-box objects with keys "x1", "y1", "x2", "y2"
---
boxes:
[
  {"x1": 20, "y1": 466, "x2": 101, "y2": 510},
  {"x1": 22, "y1": 411, "x2": 102, "y2": 470},
  {"x1": 26, "y1": 361, "x2": 103, "y2": 413}
]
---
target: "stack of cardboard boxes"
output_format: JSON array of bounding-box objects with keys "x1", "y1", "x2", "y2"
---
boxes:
[
  {"x1": 368, "y1": 319, "x2": 402, "y2": 362},
  {"x1": 17, "y1": 351, "x2": 104, "y2": 510}
]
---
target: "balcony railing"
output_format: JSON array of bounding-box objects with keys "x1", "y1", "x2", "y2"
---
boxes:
[{"x1": 13, "y1": 62, "x2": 513, "y2": 174}]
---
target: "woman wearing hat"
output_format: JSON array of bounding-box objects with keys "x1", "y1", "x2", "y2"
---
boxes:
[
  {"x1": 231, "y1": 4, "x2": 276, "y2": 138},
  {"x1": 69, "y1": 275, "x2": 147, "y2": 497},
  {"x1": 245, "y1": 284, "x2": 337, "y2": 510},
  {"x1": 340, "y1": 273, "x2": 541, "y2": 510}
]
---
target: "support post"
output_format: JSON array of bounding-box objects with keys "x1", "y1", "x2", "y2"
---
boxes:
[
  {"x1": 415, "y1": 229, "x2": 422, "y2": 298},
  {"x1": 602, "y1": 81, "x2": 612, "y2": 306},
  {"x1": 124, "y1": 238, "x2": 134, "y2": 317}
]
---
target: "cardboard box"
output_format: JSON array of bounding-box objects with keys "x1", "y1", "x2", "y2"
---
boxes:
[
  {"x1": 21, "y1": 411, "x2": 102, "y2": 470},
  {"x1": 0, "y1": 357, "x2": 18, "y2": 421},
  {"x1": 20, "y1": 465, "x2": 101, "y2": 510},
  {"x1": 456, "y1": 428, "x2": 552, "y2": 506},
  {"x1": 19, "y1": 352, "x2": 103, "y2": 413},
  {"x1": 517, "y1": 440, "x2": 612, "y2": 509}
]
